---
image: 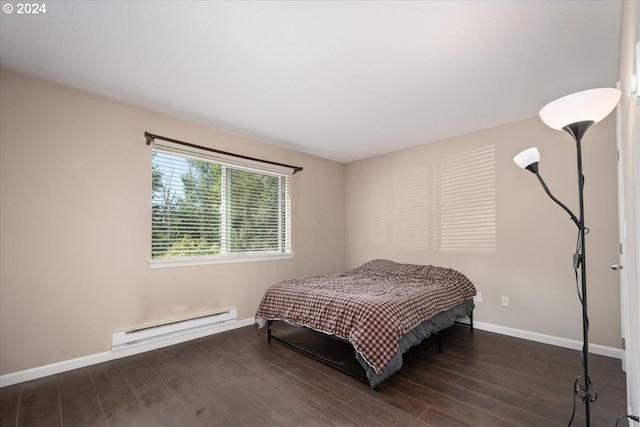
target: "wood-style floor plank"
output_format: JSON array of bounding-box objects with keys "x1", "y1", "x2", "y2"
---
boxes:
[
  {"x1": 15, "y1": 376, "x2": 60, "y2": 427},
  {"x1": 0, "y1": 324, "x2": 627, "y2": 427},
  {"x1": 57, "y1": 367, "x2": 107, "y2": 427},
  {"x1": 0, "y1": 384, "x2": 20, "y2": 427}
]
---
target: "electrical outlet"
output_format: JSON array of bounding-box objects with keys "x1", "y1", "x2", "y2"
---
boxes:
[
  {"x1": 501, "y1": 296, "x2": 510, "y2": 307},
  {"x1": 474, "y1": 292, "x2": 482, "y2": 303}
]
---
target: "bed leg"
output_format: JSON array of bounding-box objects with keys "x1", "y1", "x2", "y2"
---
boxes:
[
  {"x1": 437, "y1": 332, "x2": 442, "y2": 354},
  {"x1": 469, "y1": 310, "x2": 474, "y2": 332},
  {"x1": 267, "y1": 320, "x2": 273, "y2": 342}
]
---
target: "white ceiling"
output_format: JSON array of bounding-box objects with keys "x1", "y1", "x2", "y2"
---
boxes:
[{"x1": 0, "y1": 1, "x2": 622, "y2": 163}]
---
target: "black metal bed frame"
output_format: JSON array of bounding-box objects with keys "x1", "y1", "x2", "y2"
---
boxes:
[
  {"x1": 455, "y1": 309, "x2": 474, "y2": 332},
  {"x1": 266, "y1": 310, "x2": 474, "y2": 386}
]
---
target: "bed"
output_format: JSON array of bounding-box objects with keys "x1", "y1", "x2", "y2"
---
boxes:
[{"x1": 255, "y1": 259, "x2": 477, "y2": 388}]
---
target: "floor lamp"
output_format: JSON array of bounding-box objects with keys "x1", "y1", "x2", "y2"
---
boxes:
[{"x1": 513, "y1": 88, "x2": 621, "y2": 427}]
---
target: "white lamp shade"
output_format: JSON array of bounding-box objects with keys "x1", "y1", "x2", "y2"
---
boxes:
[
  {"x1": 539, "y1": 88, "x2": 621, "y2": 130},
  {"x1": 513, "y1": 147, "x2": 540, "y2": 169}
]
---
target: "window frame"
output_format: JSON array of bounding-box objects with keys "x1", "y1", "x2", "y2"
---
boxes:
[{"x1": 149, "y1": 139, "x2": 294, "y2": 268}]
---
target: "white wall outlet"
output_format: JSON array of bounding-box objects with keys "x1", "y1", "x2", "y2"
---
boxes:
[
  {"x1": 474, "y1": 292, "x2": 482, "y2": 303},
  {"x1": 501, "y1": 296, "x2": 510, "y2": 307}
]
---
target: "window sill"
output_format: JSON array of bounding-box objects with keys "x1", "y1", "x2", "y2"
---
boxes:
[{"x1": 149, "y1": 252, "x2": 294, "y2": 269}]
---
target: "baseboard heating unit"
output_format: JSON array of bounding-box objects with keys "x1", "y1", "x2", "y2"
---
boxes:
[{"x1": 111, "y1": 308, "x2": 237, "y2": 351}]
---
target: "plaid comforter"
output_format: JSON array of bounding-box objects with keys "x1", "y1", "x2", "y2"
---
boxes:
[{"x1": 255, "y1": 259, "x2": 476, "y2": 374}]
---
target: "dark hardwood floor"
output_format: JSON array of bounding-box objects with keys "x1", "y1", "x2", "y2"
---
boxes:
[{"x1": 0, "y1": 324, "x2": 627, "y2": 426}]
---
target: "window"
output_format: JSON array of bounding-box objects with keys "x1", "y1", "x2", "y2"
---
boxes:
[{"x1": 151, "y1": 143, "x2": 292, "y2": 266}]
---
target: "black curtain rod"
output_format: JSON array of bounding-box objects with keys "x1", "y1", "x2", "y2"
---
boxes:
[{"x1": 145, "y1": 131, "x2": 303, "y2": 174}]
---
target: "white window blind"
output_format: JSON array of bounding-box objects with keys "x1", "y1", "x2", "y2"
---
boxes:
[{"x1": 151, "y1": 143, "x2": 292, "y2": 265}]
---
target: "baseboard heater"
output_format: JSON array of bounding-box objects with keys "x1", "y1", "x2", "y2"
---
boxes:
[{"x1": 111, "y1": 308, "x2": 237, "y2": 351}]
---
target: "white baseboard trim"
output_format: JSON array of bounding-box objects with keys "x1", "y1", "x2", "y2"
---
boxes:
[
  {"x1": 0, "y1": 317, "x2": 256, "y2": 388},
  {"x1": 1, "y1": 317, "x2": 623, "y2": 388},
  {"x1": 472, "y1": 321, "x2": 623, "y2": 360}
]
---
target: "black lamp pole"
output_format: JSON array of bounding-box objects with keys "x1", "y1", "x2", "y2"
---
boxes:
[
  {"x1": 522, "y1": 120, "x2": 596, "y2": 426},
  {"x1": 565, "y1": 120, "x2": 595, "y2": 427},
  {"x1": 530, "y1": 121, "x2": 594, "y2": 426}
]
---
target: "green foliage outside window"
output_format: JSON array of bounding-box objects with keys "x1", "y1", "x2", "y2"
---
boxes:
[{"x1": 152, "y1": 151, "x2": 289, "y2": 260}]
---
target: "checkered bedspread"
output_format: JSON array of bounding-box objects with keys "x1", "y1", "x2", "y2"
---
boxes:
[{"x1": 255, "y1": 259, "x2": 476, "y2": 374}]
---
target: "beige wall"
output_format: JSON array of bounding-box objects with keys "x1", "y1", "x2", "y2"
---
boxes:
[
  {"x1": 0, "y1": 69, "x2": 345, "y2": 375},
  {"x1": 346, "y1": 114, "x2": 621, "y2": 348}
]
